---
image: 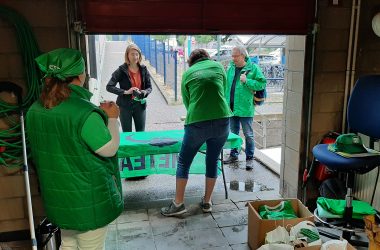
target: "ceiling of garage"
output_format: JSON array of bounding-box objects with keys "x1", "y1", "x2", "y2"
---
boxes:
[{"x1": 79, "y1": 0, "x2": 315, "y2": 35}]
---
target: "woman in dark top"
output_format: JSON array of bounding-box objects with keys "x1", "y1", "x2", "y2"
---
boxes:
[{"x1": 106, "y1": 44, "x2": 152, "y2": 132}]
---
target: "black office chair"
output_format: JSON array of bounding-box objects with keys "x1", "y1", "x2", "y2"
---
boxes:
[{"x1": 312, "y1": 75, "x2": 380, "y2": 246}]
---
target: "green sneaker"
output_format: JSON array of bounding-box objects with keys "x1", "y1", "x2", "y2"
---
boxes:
[{"x1": 161, "y1": 201, "x2": 187, "y2": 217}]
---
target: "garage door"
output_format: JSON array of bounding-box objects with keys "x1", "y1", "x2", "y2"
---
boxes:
[{"x1": 79, "y1": 0, "x2": 314, "y2": 35}]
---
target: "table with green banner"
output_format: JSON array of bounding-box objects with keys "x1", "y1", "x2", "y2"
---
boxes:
[{"x1": 117, "y1": 129, "x2": 243, "y2": 198}]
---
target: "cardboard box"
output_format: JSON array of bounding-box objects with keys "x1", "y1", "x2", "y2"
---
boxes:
[{"x1": 248, "y1": 198, "x2": 314, "y2": 250}]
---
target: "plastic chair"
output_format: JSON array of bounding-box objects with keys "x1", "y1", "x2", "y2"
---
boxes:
[{"x1": 312, "y1": 75, "x2": 380, "y2": 246}]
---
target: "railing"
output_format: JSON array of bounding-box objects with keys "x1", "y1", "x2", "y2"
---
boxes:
[
  {"x1": 131, "y1": 35, "x2": 180, "y2": 101},
  {"x1": 266, "y1": 78, "x2": 285, "y2": 92}
]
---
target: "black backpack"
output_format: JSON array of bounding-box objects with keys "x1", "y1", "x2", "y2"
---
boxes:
[
  {"x1": 319, "y1": 178, "x2": 347, "y2": 200},
  {"x1": 243, "y1": 70, "x2": 267, "y2": 106},
  {"x1": 254, "y1": 89, "x2": 267, "y2": 106}
]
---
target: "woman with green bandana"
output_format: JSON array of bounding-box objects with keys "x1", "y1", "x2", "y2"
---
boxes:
[
  {"x1": 26, "y1": 48, "x2": 123, "y2": 249},
  {"x1": 106, "y1": 43, "x2": 152, "y2": 132}
]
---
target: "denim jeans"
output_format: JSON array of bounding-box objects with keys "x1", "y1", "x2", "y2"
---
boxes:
[
  {"x1": 229, "y1": 116, "x2": 254, "y2": 159},
  {"x1": 176, "y1": 118, "x2": 229, "y2": 179}
]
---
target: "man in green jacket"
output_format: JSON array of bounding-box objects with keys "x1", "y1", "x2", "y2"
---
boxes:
[
  {"x1": 27, "y1": 48, "x2": 123, "y2": 249},
  {"x1": 223, "y1": 46, "x2": 266, "y2": 170}
]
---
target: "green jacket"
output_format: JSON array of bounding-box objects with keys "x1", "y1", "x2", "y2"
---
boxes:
[
  {"x1": 181, "y1": 59, "x2": 232, "y2": 125},
  {"x1": 225, "y1": 58, "x2": 266, "y2": 117},
  {"x1": 26, "y1": 85, "x2": 123, "y2": 231}
]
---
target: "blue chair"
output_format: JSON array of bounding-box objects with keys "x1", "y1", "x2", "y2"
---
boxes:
[{"x1": 312, "y1": 75, "x2": 380, "y2": 245}]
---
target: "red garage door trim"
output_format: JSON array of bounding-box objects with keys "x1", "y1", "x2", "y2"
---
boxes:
[{"x1": 79, "y1": 0, "x2": 315, "y2": 35}]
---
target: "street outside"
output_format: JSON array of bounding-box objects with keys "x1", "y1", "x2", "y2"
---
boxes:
[{"x1": 96, "y1": 41, "x2": 280, "y2": 205}]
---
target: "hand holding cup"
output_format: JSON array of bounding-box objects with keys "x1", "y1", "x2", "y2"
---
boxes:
[{"x1": 100, "y1": 101, "x2": 120, "y2": 118}]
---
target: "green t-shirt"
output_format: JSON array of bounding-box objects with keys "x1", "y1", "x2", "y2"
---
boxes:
[
  {"x1": 259, "y1": 200, "x2": 298, "y2": 220},
  {"x1": 181, "y1": 59, "x2": 232, "y2": 125},
  {"x1": 81, "y1": 112, "x2": 112, "y2": 151},
  {"x1": 317, "y1": 197, "x2": 376, "y2": 219}
]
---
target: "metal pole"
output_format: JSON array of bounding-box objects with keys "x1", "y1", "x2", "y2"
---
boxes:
[
  {"x1": 163, "y1": 41, "x2": 166, "y2": 83},
  {"x1": 217, "y1": 35, "x2": 221, "y2": 61},
  {"x1": 174, "y1": 51, "x2": 178, "y2": 101},
  {"x1": 154, "y1": 40, "x2": 158, "y2": 70},
  {"x1": 220, "y1": 152, "x2": 228, "y2": 199},
  {"x1": 20, "y1": 111, "x2": 38, "y2": 250},
  {"x1": 148, "y1": 36, "x2": 151, "y2": 62}
]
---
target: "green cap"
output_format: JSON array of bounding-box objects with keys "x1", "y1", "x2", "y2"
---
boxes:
[
  {"x1": 328, "y1": 133, "x2": 368, "y2": 154},
  {"x1": 35, "y1": 48, "x2": 85, "y2": 80}
]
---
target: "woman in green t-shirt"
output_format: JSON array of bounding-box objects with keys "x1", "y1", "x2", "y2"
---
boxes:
[{"x1": 161, "y1": 49, "x2": 232, "y2": 217}]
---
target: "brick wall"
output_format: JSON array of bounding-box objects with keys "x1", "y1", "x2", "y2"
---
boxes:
[
  {"x1": 0, "y1": 0, "x2": 69, "y2": 233},
  {"x1": 281, "y1": 0, "x2": 380, "y2": 199}
]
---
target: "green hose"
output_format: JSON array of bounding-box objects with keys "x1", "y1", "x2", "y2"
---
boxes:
[{"x1": 0, "y1": 5, "x2": 41, "y2": 168}]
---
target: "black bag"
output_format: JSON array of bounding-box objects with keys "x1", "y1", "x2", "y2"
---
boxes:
[
  {"x1": 254, "y1": 89, "x2": 267, "y2": 106},
  {"x1": 242, "y1": 70, "x2": 266, "y2": 106},
  {"x1": 319, "y1": 178, "x2": 347, "y2": 200}
]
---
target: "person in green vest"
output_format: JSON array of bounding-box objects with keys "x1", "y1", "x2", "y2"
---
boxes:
[
  {"x1": 161, "y1": 49, "x2": 232, "y2": 216},
  {"x1": 223, "y1": 46, "x2": 266, "y2": 170},
  {"x1": 26, "y1": 48, "x2": 123, "y2": 249}
]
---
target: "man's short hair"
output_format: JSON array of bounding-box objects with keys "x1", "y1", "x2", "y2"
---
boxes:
[{"x1": 233, "y1": 46, "x2": 248, "y2": 58}]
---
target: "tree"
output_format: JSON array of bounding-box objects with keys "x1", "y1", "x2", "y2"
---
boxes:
[
  {"x1": 221, "y1": 35, "x2": 231, "y2": 43},
  {"x1": 194, "y1": 35, "x2": 216, "y2": 45},
  {"x1": 177, "y1": 35, "x2": 186, "y2": 46}
]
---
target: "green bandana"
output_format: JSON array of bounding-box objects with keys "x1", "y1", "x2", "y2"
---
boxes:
[{"x1": 35, "y1": 48, "x2": 85, "y2": 80}]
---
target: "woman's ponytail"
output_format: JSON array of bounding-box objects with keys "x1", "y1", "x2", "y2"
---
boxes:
[{"x1": 40, "y1": 77, "x2": 75, "y2": 109}]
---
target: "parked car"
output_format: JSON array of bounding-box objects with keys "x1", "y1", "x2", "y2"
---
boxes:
[{"x1": 211, "y1": 48, "x2": 232, "y2": 62}]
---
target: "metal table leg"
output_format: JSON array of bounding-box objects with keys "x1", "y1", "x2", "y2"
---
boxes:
[{"x1": 220, "y1": 152, "x2": 228, "y2": 199}]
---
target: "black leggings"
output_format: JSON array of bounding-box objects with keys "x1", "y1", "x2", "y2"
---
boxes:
[{"x1": 119, "y1": 102, "x2": 146, "y2": 132}]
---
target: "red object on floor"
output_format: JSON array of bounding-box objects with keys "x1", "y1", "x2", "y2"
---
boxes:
[{"x1": 315, "y1": 136, "x2": 337, "y2": 182}]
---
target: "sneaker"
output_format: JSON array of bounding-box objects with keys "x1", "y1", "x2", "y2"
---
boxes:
[
  {"x1": 200, "y1": 197, "x2": 212, "y2": 213},
  {"x1": 223, "y1": 155, "x2": 238, "y2": 164},
  {"x1": 161, "y1": 201, "x2": 187, "y2": 217},
  {"x1": 246, "y1": 158, "x2": 254, "y2": 170}
]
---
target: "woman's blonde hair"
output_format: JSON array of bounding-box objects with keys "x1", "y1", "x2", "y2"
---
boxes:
[{"x1": 125, "y1": 44, "x2": 142, "y2": 64}]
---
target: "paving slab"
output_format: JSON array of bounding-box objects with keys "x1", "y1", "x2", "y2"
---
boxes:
[
  {"x1": 212, "y1": 209, "x2": 248, "y2": 228},
  {"x1": 220, "y1": 225, "x2": 248, "y2": 245}
]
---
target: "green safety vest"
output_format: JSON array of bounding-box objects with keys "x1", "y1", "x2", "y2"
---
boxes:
[{"x1": 26, "y1": 85, "x2": 123, "y2": 231}]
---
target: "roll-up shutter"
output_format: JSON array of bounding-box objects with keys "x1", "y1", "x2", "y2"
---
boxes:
[{"x1": 79, "y1": 0, "x2": 314, "y2": 35}]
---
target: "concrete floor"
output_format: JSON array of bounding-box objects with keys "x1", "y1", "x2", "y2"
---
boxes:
[
  {"x1": 95, "y1": 41, "x2": 282, "y2": 250},
  {"x1": 97, "y1": 41, "x2": 368, "y2": 250}
]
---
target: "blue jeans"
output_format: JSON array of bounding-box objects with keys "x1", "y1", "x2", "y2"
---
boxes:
[
  {"x1": 176, "y1": 118, "x2": 229, "y2": 179},
  {"x1": 229, "y1": 116, "x2": 254, "y2": 159}
]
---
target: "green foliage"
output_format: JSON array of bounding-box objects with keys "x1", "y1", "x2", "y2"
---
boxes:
[
  {"x1": 221, "y1": 35, "x2": 231, "y2": 43},
  {"x1": 177, "y1": 35, "x2": 186, "y2": 46},
  {"x1": 194, "y1": 35, "x2": 216, "y2": 44}
]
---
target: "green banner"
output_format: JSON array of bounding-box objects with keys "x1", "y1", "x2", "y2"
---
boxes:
[
  {"x1": 119, "y1": 152, "x2": 220, "y2": 178},
  {"x1": 118, "y1": 130, "x2": 242, "y2": 158},
  {"x1": 117, "y1": 129, "x2": 242, "y2": 178}
]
